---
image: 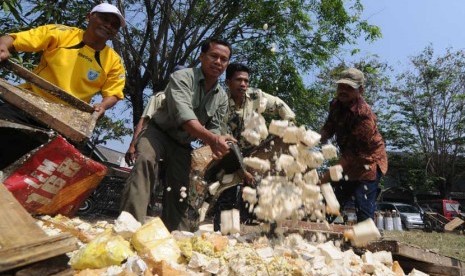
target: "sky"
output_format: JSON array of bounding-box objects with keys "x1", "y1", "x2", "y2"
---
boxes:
[{"x1": 105, "y1": 0, "x2": 465, "y2": 153}]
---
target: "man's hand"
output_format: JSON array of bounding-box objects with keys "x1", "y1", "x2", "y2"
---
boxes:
[
  {"x1": 240, "y1": 170, "x2": 256, "y2": 187},
  {"x1": 0, "y1": 35, "x2": 13, "y2": 62},
  {"x1": 92, "y1": 103, "x2": 107, "y2": 118},
  {"x1": 125, "y1": 143, "x2": 137, "y2": 165},
  {"x1": 210, "y1": 134, "x2": 237, "y2": 160}
]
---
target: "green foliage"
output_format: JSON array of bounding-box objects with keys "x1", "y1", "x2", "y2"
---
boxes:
[
  {"x1": 382, "y1": 45, "x2": 465, "y2": 197},
  {"x1": 91, "y1": 115, "x2": 132, "y2": 146},
  {"x1": 1, "y1": 0, "x2": 381, "y2": 146}
]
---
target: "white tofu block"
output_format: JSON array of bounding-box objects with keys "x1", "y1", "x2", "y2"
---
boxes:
[
  {"x1": 114, "y1": 211, "x2": 142, "y2": 238},
  {"x1": 320, "y1": 183, "x2": 340, "y2": 216},
  {"x1": 408, "y1": 269, "x2": 430, "y2": 276},
  {"x1": 372, "y1": 251, "x2": 393, "y2": 266},
  {"x1": 329, "y1": 165, "x2": 343, "y2": 182},
  {"x1": 199, "y1": 202, "x2": 210, "y2": 222},
  {"x1": 188, "y1": 251, "x2": 210, "y2": 269},
  {"x1": 275, "y1": 154, "x2": 295, "y2": 172},
  {"x1": 220, "y1": 209, "x2": 240, "y2": 235},
  {"x1": 241, "y1": 129, "x2": 261, "y2": 146},
  {"x1": 124, "y1": 255, "x2": 148, "y2": 275},
  {"x1": 344, "y1": 218, "x2": 381, "y2": 247},
  {"x1": 208, "y1": 181, "x2": 220, "y2": 195},
  {"x1": 303, "y1": 169, "x2": 319, "y2": 186},
  {"x1": 256, "y1": 246, "x2": 275, "y2": 260},
  {"x1": 289, "y1": 145, "x2": 299, "y2": 158},
  {"x1": 322, "y1": 144, "x2": 338, "y2": 160},
  {"x1": 258, "y1": 124, "x2": 268, "y2": 139},
  {"x1": 282, "y1": 126, "x2": 301, "y2": 144},
  {"x1": 305, "y1": 151, "x2": 325, "y2": 168},
  {"x1": 318, "y1": 241, "x2": 343, "y2": 263},
  {"x1": 362, "y1": 251, "x2": 376, "y2": 274},
  {"x1": 258, "y1": 97, "x2": 268, "y2": 113},
  {"x1": 242, "y1": 186, "x2": 258, "y2": 205},
  {"x1": 268, "y1": 119, "x2": 289, "y2": 137},
  {"x1": 299, "y1": 129, "x2": 321, "y2": 148},
  {"x1": 243, "y1": 157, "x2": 271, "y2": 172}
]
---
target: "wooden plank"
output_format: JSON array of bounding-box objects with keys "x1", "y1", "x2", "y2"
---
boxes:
[
  {"x1": 1, "y1": 60, "x2": 94, "y2": 113},
  {"x1": 0, "y1": 183, "x2": 51, "y2": 248},
  {"x1": 0, "y1": 79, "x2": 97, "y2": 142},
  {"x1": 0, "y1": 234, "x2": 78, "y2": 272},
  {"x1": 445, "y1": 217, "x2": 464, "y2": 231},
  {"x1": 367, "y1": 240, "x2": 465, "y2": 270},
  {"x1": 281, "y1": 220, "x2": 351, "y2": 234},
  {"x1": 395, "y1": 255, "x2": 462, "y2": 276},
  {"x1": 13, "y1": 254, "x2": 73, "y2": 276},
  {"x1": 0, "y1": 183, "x2": 78, "y2": 272}
]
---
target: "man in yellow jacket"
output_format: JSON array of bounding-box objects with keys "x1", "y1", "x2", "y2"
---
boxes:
[{"x1": 0, "y1": 3, "x2": 126, "y2": 123}]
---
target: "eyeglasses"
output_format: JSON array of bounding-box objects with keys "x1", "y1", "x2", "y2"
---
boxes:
[
  {"x1": 93, "y1": 13, "x2": 121, "y2": 30},
  {"x1": 206, "y1": 53, "x2": 229, "y2": 65}
]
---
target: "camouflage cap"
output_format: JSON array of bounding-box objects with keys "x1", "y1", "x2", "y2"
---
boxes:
[{"x1": 336, "y1": 68, "x2": 365, "y2": 89}]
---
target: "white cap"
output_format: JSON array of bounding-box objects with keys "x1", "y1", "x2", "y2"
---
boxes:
[{"x1": 91, "y1": 3, "x2": 126, "y2": 28}]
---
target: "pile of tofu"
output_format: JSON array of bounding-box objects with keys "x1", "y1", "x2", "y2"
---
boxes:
[{"x1": 36, "y1": 212, "x2": 429, "y2": 276}]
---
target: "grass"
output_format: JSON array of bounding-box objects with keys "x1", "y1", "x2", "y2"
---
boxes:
[{"x1": 382, "y1": 230, "x2": 465, "y2": 261}]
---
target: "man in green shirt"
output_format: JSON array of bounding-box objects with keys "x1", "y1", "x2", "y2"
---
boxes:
[
  {"x1": 120, "y1": 39, "x2": 234, "y2": 231},
  {"x1": 212, "y1": 63, "x2": 296, "y2": 230}
]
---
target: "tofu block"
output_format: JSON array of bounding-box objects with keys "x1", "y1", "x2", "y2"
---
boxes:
[
  {"x1": 329, "y1": 165, "x2": 343, "y2": 182},
  {"x1": 322, "y1": 144, "x2": 338, "y2": 160},
  {"x1": 299, "y1": 129, "x2": 321, "y2": 148},
  {"x1": 320, "y1": 183, "x2": 340, "y2": 216},
  {"x1": 131, "y1": 217, "x2": 181, "y2": 264},
  {"x1": 113, "y1": 211, "x2": 142, "y2": 239},
  {"x1": 243, "y1": 157, "x2": 271, "y2": 172},
  {"x1": 282, "y1": 126, "x2": 301, "y2": 144},
  {"x1": 268, "y1": 119, "x2": 289, "y2": 137},
  {"x1": 344, "y1": 218, "x2": 381, "y2": 247},
  {"x1": 208, "y1": 181, "x2": 220, "y2": 195},
  {"x1": 220, "y1": 209, "x2": 240, "y2": 235}
]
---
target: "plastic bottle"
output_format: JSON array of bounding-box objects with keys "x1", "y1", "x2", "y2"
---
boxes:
[{"x1": 384, "y1": 210, "x2": 394, "y2": 231}]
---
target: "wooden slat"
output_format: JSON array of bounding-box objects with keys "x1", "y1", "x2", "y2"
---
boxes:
[
  {"x1": 445, "y1": 217, "x2": 464, "y2": 231},
  {"x1": 395, "y1": 255, "x2": 462, "y2": 276},
  {"x1": 0, "y1": 183, "x2": 78, "y2": 272},
  {"x1": 367, "y1": 240, "x2": 465, "y2": 273},
  {"x1": 0, "y1": 79, "x2": 97, "y2": 142},
  {"x1": 13, "y1": 254, "x2": 74, "y2": 276},
  {"x1": 1, "y1": 60, "x2": 94, "y2": 113}
]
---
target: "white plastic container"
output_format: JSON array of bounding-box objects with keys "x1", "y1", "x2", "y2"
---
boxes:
[
  {"x1": 375, "y1": 211, "x2": 384, "y2": 230},
  {"x1": 384, "y1": 211, "x2": 394, "y2": 231},
  {"x1": 392, "y1": 210, "x2": 403, "y2": 231}
]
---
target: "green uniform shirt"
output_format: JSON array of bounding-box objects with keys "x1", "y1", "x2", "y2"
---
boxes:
[
  {"x1": 227, "y1": 87, "x2": 295, "y2": 148},
  {"x1": 153, "y1": 67, "x2": 228, "y2": 144}
]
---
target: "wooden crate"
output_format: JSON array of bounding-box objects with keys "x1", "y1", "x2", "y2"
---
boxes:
[{"x1": 0, "y1": 79, "x2": 97, "y2": 143}]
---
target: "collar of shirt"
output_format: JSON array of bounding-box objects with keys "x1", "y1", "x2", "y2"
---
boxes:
[
  {"x1": 332, "y1": 96, "x2": 369, "y2": 116},
  {"x1": 192, "y1": 68, "x2": 221, "y2": 109}
]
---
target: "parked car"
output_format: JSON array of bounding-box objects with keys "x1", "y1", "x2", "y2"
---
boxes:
[
  {"x1": 376, "y1": 202, "x2": 424, "y2": 230},
  {"x1": 417, "y1": 199, "x2": 462, "y2": 220}
]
